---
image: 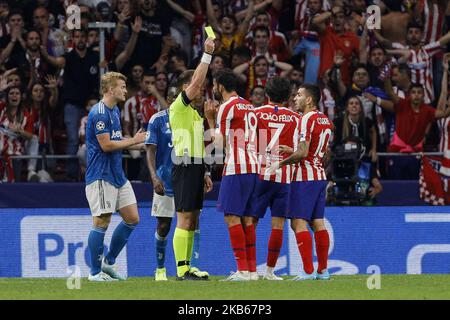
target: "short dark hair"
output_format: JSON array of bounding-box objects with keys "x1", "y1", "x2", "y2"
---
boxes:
[
  {"x1": 214, "y1": 69, "x2": 237, "y2": 92},
  {"x1": 253, "y1": 55, "x2": 269, "y2": 65},
  {"x1": 265, "y1": 76, "x2": 291, "y2": 103},
  {"x1": 253, "y1": 25, "x2": 270, "y2": 38},
  {"x1": 221, "y1": 14, "x2": 238, "y2": 26},
  {"x1": 352, "y1": 63, "x2": 369, "y2": 75},
  {"x1": 255, "y1": 11, "x2": 270, "y2": 19},
  {"x1": 7, "y1": 9, "x2": 23, "y2": 21},
  {"x1": 142, "y1": 71, "x2": 156, "y2": 79},
  {"x1": 232, "y1": 46, "x2": 252, "y2": 60},
  {"x1": 26, "y1": 29, "x2": 41, "y2": 41},
  {"x1": 369, "y1": 45, "x2": 386, "y2": 55},
  {"x1": 177, "y1": 69, "x2": 195, "y2": 90},
  {"x1": 392, "y1": 63, "x2": 411, "y2": 79},
  {"x1": 212, "y1": 54, "x2": 230, "y2": 68},
  {"x1": 407, "y1": 20, "x2": 423, "y2": 32},
  {"x1": 409, "y1": 83, "x2": 424, "y2": 92},
  {"x1": 300, "y1": 84, "x2": 321, "y2": 106},
  {"x1": 72, "y1": 28, "x2": 88, "y2": 37},
  {"x1": 33, "y1": 5, "x2": 49, "y2": 16},
  {"x1": 172, "y1": 50, "x2": 189, "y2": 66}
]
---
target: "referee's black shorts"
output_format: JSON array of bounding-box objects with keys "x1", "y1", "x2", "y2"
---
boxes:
[{"x1": 172, "y1": 161, "x2": 205, "y2": 212}]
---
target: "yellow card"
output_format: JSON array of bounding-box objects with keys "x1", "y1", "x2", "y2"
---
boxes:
[{"x1": 205, "y1": 26, "x2": 216, "y2": 39}]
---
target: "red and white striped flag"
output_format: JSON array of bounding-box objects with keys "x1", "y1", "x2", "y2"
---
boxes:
[{"x1": 419, "y1": 156, "x2": 450, "y2": 205}]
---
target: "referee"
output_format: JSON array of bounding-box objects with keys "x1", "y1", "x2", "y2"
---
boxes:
[{"x1": 169, "y1": 37, "x2": 215, "y2": 280}]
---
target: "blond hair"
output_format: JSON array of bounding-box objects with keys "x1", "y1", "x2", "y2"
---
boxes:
[{"x1": 100, "y1": 72, "x2": 127, "y2": 95}]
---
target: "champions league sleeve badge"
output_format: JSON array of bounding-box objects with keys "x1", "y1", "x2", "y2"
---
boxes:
[{"x1": 96, "y1": 121, "x2": 105, "y2": 131}]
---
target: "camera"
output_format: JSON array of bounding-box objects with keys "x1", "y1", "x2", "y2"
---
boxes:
[{"x1": 328, "y1": 138, "x2": 372, "y2": 205}]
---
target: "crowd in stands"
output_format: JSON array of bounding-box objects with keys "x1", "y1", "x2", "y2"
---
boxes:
[{"x1": 0, "y1": 0, "x2": 449, "y2": 192}]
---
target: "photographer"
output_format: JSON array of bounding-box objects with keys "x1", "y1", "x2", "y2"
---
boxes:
[{"x1": 331, "y1": 96, "x2": 383, "y2": 204}]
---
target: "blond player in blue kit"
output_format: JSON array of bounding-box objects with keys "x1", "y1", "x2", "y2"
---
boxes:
[{"x1": 85, "y1": 72, "x2": 146, "y2": 281}]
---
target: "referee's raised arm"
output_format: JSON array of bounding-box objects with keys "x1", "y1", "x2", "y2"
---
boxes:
[
  {"x1": 173, "y1": 38, "x2": 215, "y2": 109},
  {"x1": 185, "y1": 38, "x2": 215, "y2": 101}
]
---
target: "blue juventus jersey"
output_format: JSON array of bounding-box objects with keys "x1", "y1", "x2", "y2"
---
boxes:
[
  {"x1": 85, "y1": 101, "x2": 127, "y2": 188},
  {"x1": 145, "y1": 109, "x2": 174, "y2": 196}
]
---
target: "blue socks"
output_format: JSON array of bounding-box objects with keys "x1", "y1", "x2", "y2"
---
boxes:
[
  {"x1": 155, "y1": 232, "x2": 167, "y2": 269},
  {"x1": 105, "y1": 221, "x2": 137, "y2": 265},
  {"x1": 88, "y1": 226, "x2": 106, "y2": 276},
  {"x1": 191, "y1": 229, "x2": 201, "y2": 269}
]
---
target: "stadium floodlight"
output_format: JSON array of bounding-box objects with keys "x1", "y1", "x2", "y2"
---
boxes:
[{"x1": 88, "y1": 22, "x2": 116, "y2": 80}]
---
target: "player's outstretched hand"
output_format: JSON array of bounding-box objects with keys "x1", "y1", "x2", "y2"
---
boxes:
[
  {"x1": 204, "y1": 99, "x2": 218, "y2": 121},
  {"x1": 278, "y1": 145, "x2": 294, "y2": 155},
  {"x1": 204, "y1": 175, "x2": 213, "y2": 193},
  {"x1": 152, "y1": 176, "x2": 165, "y2": 196},
  {"x1": 204, "y1": 37, "x2": 215, "y2": 55},
  {"x1": 133, "y1": 128, "x2": 147, "y2": 144}
]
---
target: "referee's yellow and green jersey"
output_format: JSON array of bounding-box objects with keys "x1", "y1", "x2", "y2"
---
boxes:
[{"x1": 169, "y1": 91, "x2": 205, "y2": 159}]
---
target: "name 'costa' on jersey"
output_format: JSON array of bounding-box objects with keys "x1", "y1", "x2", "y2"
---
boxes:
[
  {"x1": 215, "y1": 95, "x2": 259, "y2": 176},
  {"x1": 293, "y1": 110, "x2": 333, "y2": 182},
  {"x1": 85, "y1": 101, "x2": 127, "y2": 188},
  {"x1": 255, "y1": 104, "x2": 300, "y2": 183}
]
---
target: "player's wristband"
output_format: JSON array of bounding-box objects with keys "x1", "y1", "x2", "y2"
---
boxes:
[
  {"x1": 204, "y1": 163, "x2": 212, "y2": 176},
  {"x1": 201, "y1": 52, "x2": 212, "y2": 64}
]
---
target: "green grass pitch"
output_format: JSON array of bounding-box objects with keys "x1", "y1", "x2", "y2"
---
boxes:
[{"x1": 1, "y1": 275, "x2": 450, "y2": 300}]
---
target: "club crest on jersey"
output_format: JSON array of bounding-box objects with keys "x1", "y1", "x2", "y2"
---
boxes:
[
  {"x1": 111, "y1": 130, "x2": 122, "y2": 139},
  {"x1": 96, "y1": 121, "x2": 105, "y2": 131}
]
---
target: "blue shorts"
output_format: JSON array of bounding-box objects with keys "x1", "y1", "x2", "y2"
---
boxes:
[
  {"x1": 288, "y1": 180, "x2": 327, "y2": 221},
  {"x1": 248, "y1": 179, "x2": 290, "y2": 219},
  {"x1": 217, "y1": 174, "x2": 258, "y2": 216}
]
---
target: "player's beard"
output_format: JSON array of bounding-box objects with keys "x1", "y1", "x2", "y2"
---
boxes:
[
  {"x1": 297, "y1": 100, "x2": 305, "y2": 113},
  {"x1": 213, "y1": 89, "x2": 223, "y2": 102}
]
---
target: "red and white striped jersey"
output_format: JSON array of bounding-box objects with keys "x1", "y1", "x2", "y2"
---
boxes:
[
  {"x1": 295, "y1": 0, "x2": 331, "y2": 33},
  {"x1": 392, "y1": 41, "x2": 442, "y2": 103},
  {"x1": 28, "y1": 106, "x2": 51, "y2": 145},
  {"x1": 123, "y1": 93, "x2": 160, "y2": 135},
  {"x1": 216, "y1": 95, "x2": 259, "y2": 176},
  {"x1": 438, "y1": 117, "x2": 450, "y2": 177},
  {"x1": 319, "y1": 88, "x2": 336, "y2": 121},
  {"x1": 255, "y1": 104, "x2": 300, "y2": 183},
  {"x1": 420, "y1": 0, "x2": 445, "y2": 44},
  {"x1": 0, "y1": 103, "x2": 33, "y2": 156},
  {"x1": 292, "y1": 110, "x2": 333, "y2": 182}
]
